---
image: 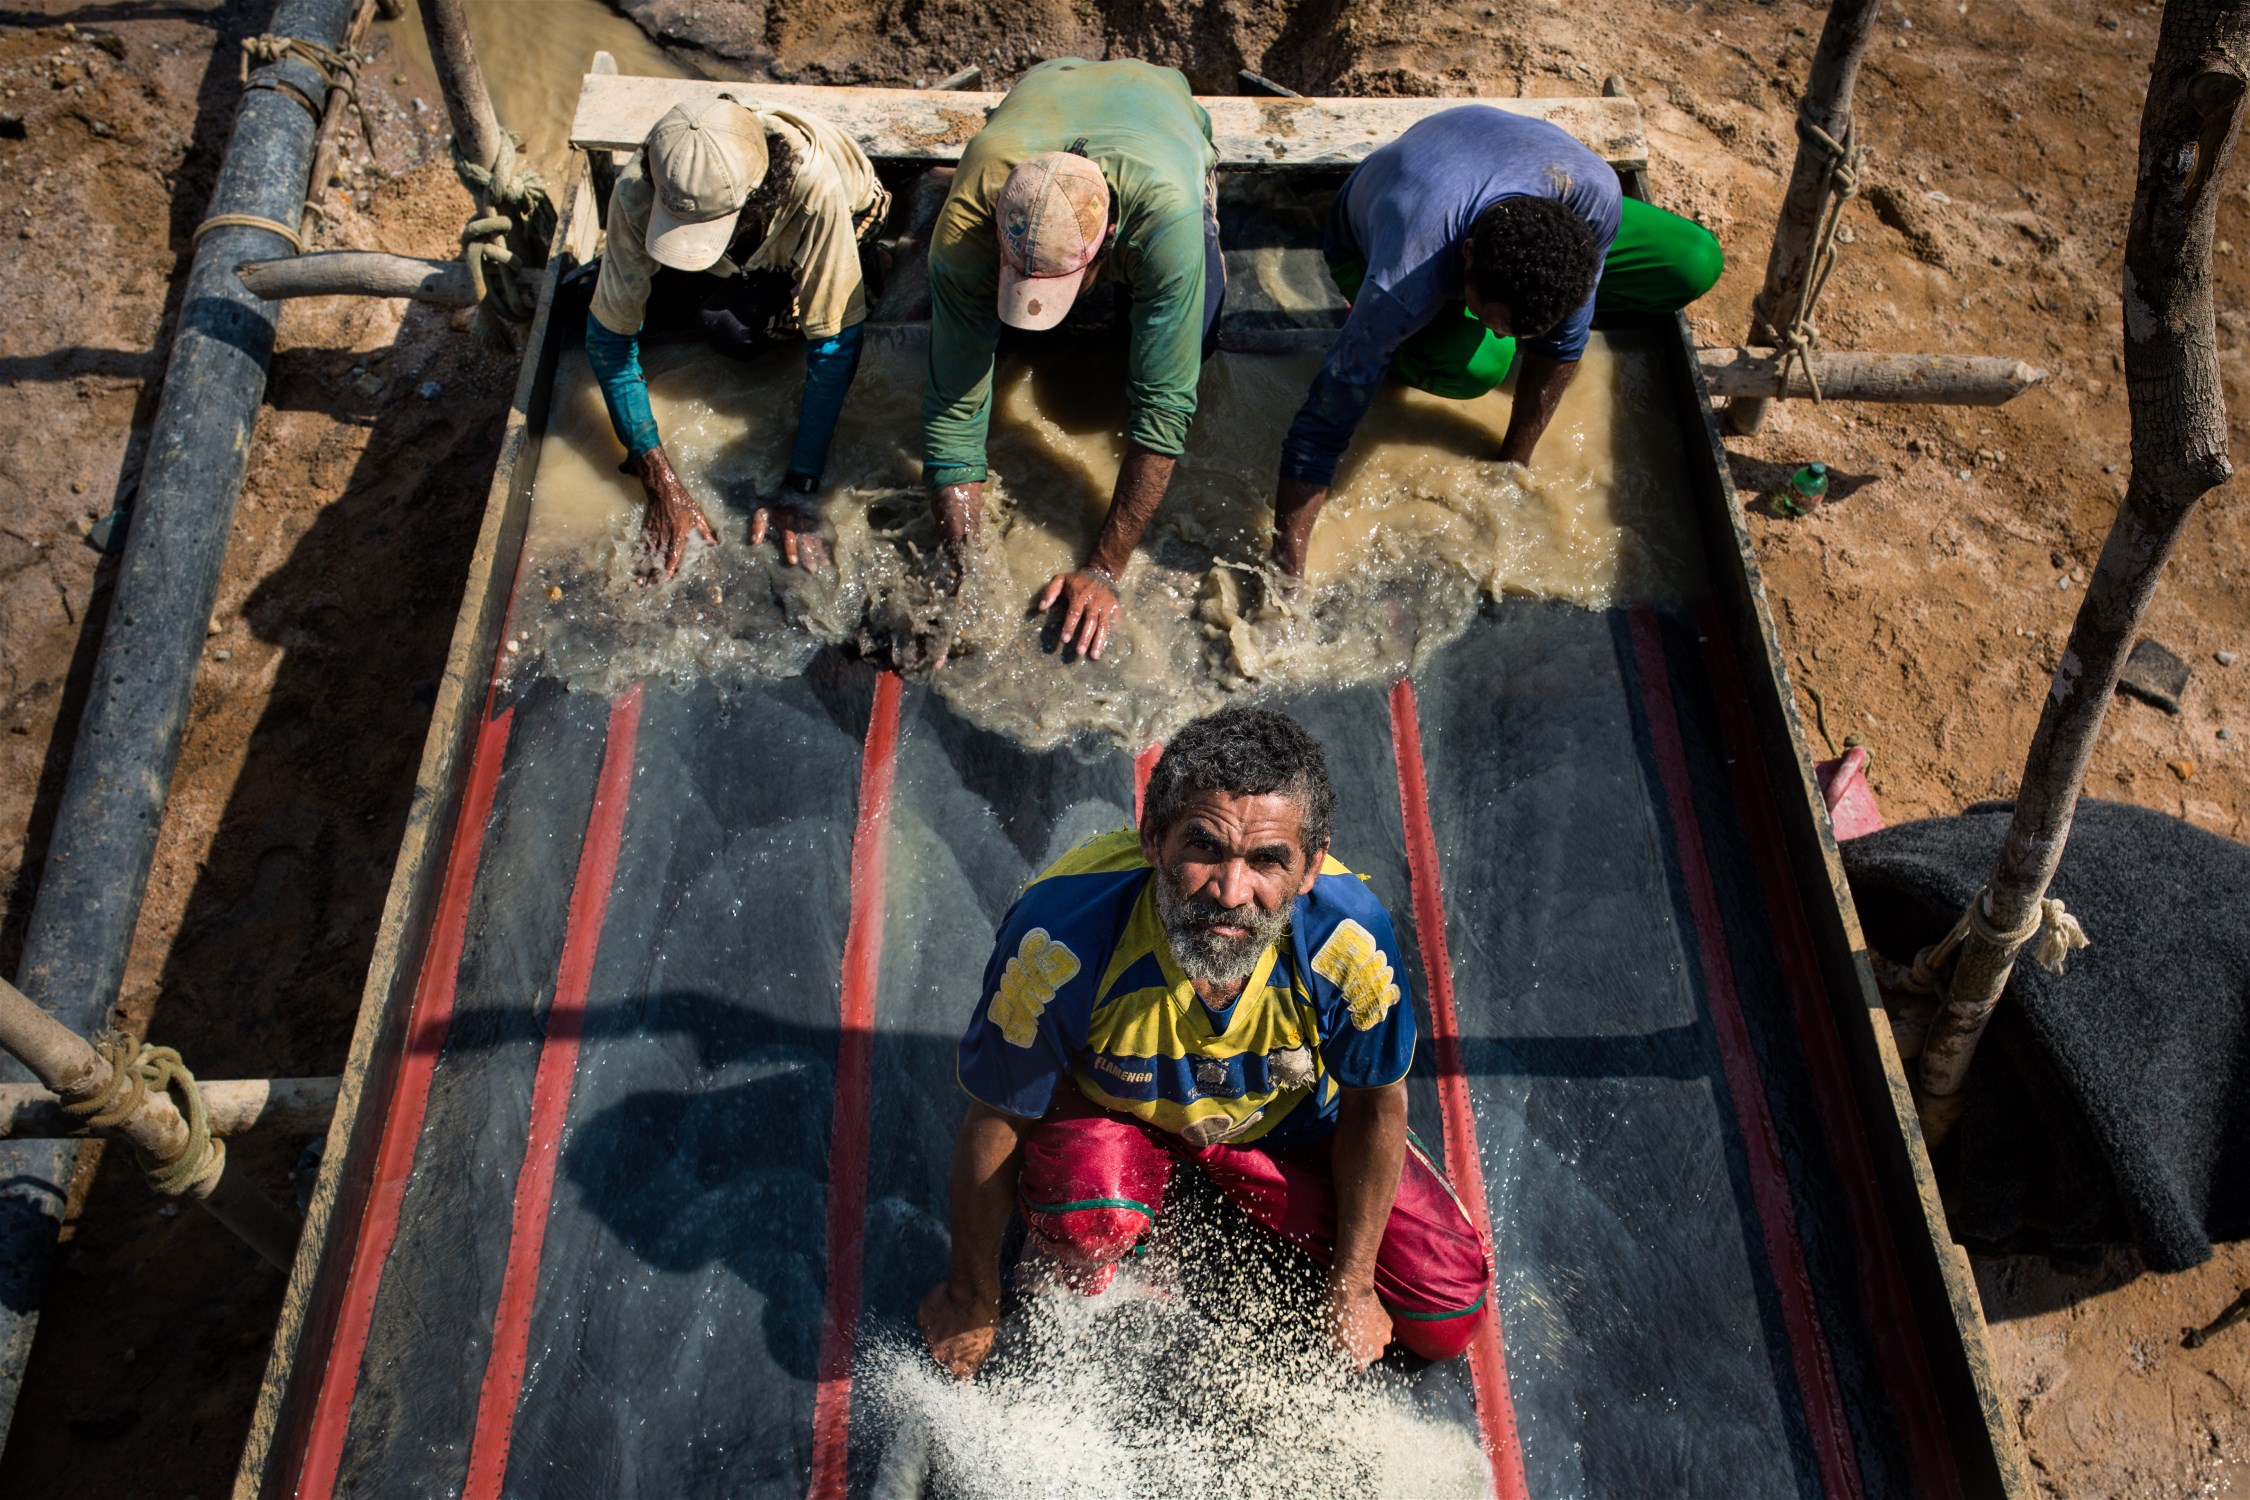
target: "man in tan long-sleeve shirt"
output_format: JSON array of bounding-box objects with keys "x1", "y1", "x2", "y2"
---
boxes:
[{"x1": 586, "y1": 96, "x2": 890, "y2": 578}]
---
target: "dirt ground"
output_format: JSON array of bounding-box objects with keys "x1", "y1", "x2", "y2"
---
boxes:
[{"x1": 0, "y1": 0, "x2": 2243, "y2": 1496}]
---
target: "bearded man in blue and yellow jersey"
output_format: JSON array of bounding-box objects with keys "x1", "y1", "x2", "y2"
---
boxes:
[{"x1": 917, "y1": 707, "x2": 1491, "y2": 1377}]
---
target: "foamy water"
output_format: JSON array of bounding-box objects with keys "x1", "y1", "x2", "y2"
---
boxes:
[
  {"x1": 505, "y1": 331, "x2": 1702, "y2": 749},
  {"x1": 858, "y1": 1261, "x2": 1492, "y2": 1500}
]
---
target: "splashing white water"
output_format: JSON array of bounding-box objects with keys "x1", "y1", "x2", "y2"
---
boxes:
[{"x1": 858, "y1": 1259, "x2": 1492, "y2": 1500}]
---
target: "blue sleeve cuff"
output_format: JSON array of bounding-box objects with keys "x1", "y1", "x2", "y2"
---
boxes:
[
  {"x1": 584, "y1": 312, "x2": 661, "y2": 457},
  {"x1": 786, "y1": 321, "x2": 866, "y2": 487}
]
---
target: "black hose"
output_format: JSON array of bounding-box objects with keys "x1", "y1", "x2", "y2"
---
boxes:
[{"x1": 0, "y1": 0, "x2": 360, "y2": 1447}]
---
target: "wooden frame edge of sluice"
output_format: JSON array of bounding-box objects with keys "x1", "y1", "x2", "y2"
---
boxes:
[
  {"x1": 233, "y1": 82, "x2": 2020, "y2": 1499},
  {"x1": 568, "y1": 75, "x2": 1650, "y2": 173},
  {"x1": 229, "y1": 154, "x2": 595, "y2": 1500},
  {"x1": 1630, "y1": 153, "x2": 2031, "y2": 1498}
]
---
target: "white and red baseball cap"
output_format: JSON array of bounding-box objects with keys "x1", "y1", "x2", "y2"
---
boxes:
[
  {"x1": 995, "y1": 149, "x2": 1111, "y2": 330},
  {"x1": 644, "y1": 96, "x2": 770, "y2": 272}
]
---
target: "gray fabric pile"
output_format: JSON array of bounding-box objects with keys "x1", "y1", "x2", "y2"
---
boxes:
[{"x1": 1841, "y1": 800, "x2": 2250, "y2": 1270}]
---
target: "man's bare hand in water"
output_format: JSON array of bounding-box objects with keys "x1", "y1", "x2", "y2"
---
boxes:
[
  {"x1": 1269, "y1": 475, "x2": 1327, "y2": 587},
  {"x1": 922, "y1": 481, "x2": 983, "y2": 668},
  {"x1": 750, "y1": 499, "x2": 828, "y2": 572},
  {"x1": 917, "y1": 1279, "x2": 1001, "y2": 1380},
  {"x1": 1323, "y1": 1276, "x2": 1394, "y2": 1370},
  {"x1": 633, "y1": 445, "x2": 717, "y2": 582},
  {"x1": 1035, "y1": 567, "x2": 1120, "y2": 661}
]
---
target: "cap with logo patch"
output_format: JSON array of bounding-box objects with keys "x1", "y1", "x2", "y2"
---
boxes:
[
  {"x1": 644, "y1": 96, "x2": 770, "y2": 272},
  {"x1": 995, "y1": 149, "x2": 1111, "y2": 331}
]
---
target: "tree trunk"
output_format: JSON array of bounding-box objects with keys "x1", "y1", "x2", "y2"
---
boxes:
[
  {"x1": 1725, "y1": 0, "x2": 1885, "y2": 435},
  {"x1": 238, "y1": 250, "x2": 479, "y2": 305},
  {"x1": 1916, "y1": 0, "x2": 2246, "y2": 1144},
  {"x1": 417, "y1": 0, "x2": 503, "y2": 172},
  {"x1": 1697, "y1": 349, "x2": 2045, "y2": 404}
]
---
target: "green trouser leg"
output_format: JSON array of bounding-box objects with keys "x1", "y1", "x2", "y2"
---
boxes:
[{"x1": 1333, "y1": 196, "x2": 1726, "y2": 400}]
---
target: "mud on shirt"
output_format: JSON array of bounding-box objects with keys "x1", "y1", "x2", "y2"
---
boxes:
[{"x1": 956, "y1": 829, "x2": 1416, "y2": 1151}]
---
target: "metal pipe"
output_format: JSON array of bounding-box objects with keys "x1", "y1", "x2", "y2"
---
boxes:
[{"x1": 0, "y1": 0, "x2": 358, "y2": 1447}]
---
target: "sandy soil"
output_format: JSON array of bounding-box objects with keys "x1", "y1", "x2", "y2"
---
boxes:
[{"x1": 0, "y1": 0, "x2": 2242, "y2": 1496}]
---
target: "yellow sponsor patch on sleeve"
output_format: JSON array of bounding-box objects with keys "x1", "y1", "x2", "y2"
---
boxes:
[
  {"x1": 1311, "y1": 918, "x2": 1401, "y2": 1031},
  {"x1": 989, "y1": 928, "x2": 1082, "y2": 1047}
]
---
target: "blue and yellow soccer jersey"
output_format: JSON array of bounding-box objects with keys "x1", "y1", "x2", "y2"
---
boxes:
[{"x1": 956, "y1": 828, "x2": 1417, "y2": 1150}]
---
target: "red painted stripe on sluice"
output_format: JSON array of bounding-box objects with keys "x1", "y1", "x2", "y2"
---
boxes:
[
  {"x1": 1133, "y1": 741, "x2": 1162, "y2": 824},
  {"x1": 461, "y1": 683, "x2": 645, "y2": 1500},
  {"x1": 806, "y1": 670, "x2": 905, "y2": 1500},
  {"x1": 1624, "y1": 609, "x2": 1864, "y2": 1500},
  {"x1": 295, "y1": 699, "x2": 515, "y2": 1500},
  {"x1": 1696, "y1": 603, "x2": 1960, "y2": 1498},
  {"x1": 1386, "y1": 678, "x2": 1532, "y2": 1500}
]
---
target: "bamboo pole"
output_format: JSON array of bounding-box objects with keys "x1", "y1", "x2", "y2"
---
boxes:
[
  {"x1": 298, "y1": 0, "x2": 381, "y2": 240},
  {"x1": 1725, "y1": 0, "x2": 1885, "y2": 435},
  {"x1": 0, "y1": 978, "x2": 300, "y2": 1268},
  {"x1": 0, "y1": 1077, "x2": 338, "y2": 1140},
  {"x1": 239, "y1": 250, "x2": 478, "y2": 305},
  {"x1": 1916, "y1": 0, "x2": 2246, "y2": 1144}
]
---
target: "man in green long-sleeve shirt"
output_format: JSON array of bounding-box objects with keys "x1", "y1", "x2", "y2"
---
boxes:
[{"x1": 923, "y1": 59, "x2": 1222, "y2": 663}]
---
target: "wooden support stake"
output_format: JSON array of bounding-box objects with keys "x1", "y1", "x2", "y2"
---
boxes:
[
  {"x1": 1916, "y1": 0, "x2": 2245, "y2": 1143},
  {"x1": 0, "y1": 977, "x2": 301, "y2": 1268},
  {"x1": 239, "y1": 250, "x2": 479, "y2": 305},
  {"x1": 1726, "y1": 0, "x2": 1885, "y2": 435},
  {"x1": 1238, "y1": 68, "x2": 1302, "y2": 99},
  {"x1": 0, "y1": 1077, "x2": 338, "y2": 1140},
  {"x1": 417, "y1": 0, "x2": 504, "y2": 175}
]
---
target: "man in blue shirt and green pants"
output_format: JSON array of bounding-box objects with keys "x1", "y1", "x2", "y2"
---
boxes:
[{"x1": 1271, "y1": 105, "x2": 1724, "y2": 580}]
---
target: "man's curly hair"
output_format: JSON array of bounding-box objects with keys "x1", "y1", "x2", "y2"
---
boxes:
[
  {"x1": 1466, "y1": 196, "x2": 1600, "y2": 340},
  {"x1": 1142, "y1": 706, "x2": 1334, "y2": 860}
]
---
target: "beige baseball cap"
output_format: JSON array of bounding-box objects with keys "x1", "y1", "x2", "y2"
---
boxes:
[
  {"x1": 644, "y1": 96, "x2": 770, "y2": 272},
  {"x1": 995, "y1": 150, "x2": 1111, "y2": 330}
]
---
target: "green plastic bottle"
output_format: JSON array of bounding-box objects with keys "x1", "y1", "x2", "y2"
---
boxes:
[{"x1": 1776, "y1": 462, "x2": 1829, "y2": 516}]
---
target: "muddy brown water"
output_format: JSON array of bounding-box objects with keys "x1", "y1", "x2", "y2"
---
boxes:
[{"x1": 507, "y1": 330, "x2": 1703, "y2": 751}]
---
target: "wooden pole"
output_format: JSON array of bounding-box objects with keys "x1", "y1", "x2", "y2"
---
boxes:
[
  {"x1": 0, "y1": 1077, "x2": 338, "y2": 1140},
  {"x1": 0, "y1": 978, "x2": 300, "y2": 1268},
  {"x1": 1725, "y1": 0, "x2": 1885, "y2": 435},
  {"x1": 239, "y1": 250, "x2": 479, "y2": 305},
  {"x1": 1697, "y1": 349, "x2": 2045, "y2": 405},
  {"x1": 417, "y1": 0, "x2": 504, "y2": 174},
  {"x1": 1916, "y1": 0, "x2": 2246, "y2": 1144}
]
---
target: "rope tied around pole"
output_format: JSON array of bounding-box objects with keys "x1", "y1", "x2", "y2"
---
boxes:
[
  {"x1": 1899, "y1": 887, "x2": 2092, "y2": 995},
  {"x1": 452, "y1": 130, "x2": 555, "y2": 338},
  {"x1": 59, "y1": 1033, "x2": 225, "y2": 1197},
  {"x1": 241, "y1": 32, "x2": 376, "y2": 156},
  {"x1": 1750, "y1": 107, "x2": 1870, "y2": 403}
]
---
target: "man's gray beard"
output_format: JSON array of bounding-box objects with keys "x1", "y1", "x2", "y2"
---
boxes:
[{"x1": 1152, "y1": 865, "x2": 1294, "y2": 988}]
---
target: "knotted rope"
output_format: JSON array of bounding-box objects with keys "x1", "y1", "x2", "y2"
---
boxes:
[
  {"x1": 192, "y1": 212, "x2": 305, "y2": 254},
  {"x1": 241, "y1": 32, "x2": 374, "y2": 149},
  {"x1": 452, "y1": 130, "x2": 555, "y2": 337},
  {"x1": 60, "y1": 1033, "x2": 224, "y2": 1197},
  {"x1": 1899, "y1": 888, "x2": 2091, "y2": 995},
  {"x1": 1750, "y1": 107, "x2": 1869, "y2": 403}
]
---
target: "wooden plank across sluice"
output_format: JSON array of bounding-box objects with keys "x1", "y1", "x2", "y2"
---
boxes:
[{"x1": 569, "y1": 76, "x2": 1649, "y2": 170}]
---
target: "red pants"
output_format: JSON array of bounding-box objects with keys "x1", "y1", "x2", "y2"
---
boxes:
[{"x1": 1015, "y1": 1091, "x2": 1493, "y2": 1360}]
